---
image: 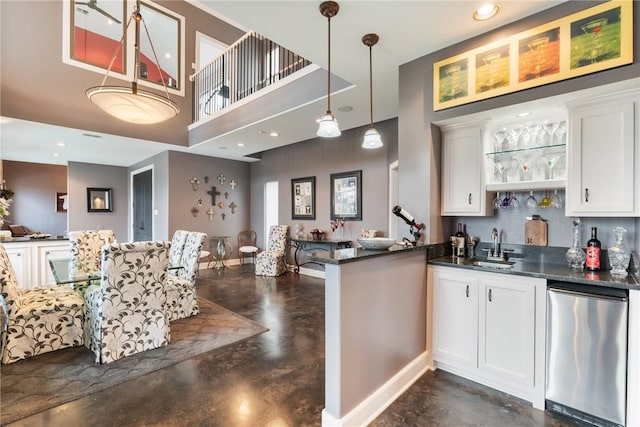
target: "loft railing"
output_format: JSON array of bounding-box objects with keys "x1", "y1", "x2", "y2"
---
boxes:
[{"x1": 191, "y1": 32, "x2": 312, "y2": 122}]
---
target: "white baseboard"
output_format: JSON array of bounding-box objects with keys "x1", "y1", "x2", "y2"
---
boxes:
[{"x1": 322, "y1": 351, "x2": 428, "y2": 427}]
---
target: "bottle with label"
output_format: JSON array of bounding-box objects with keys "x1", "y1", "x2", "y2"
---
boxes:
[
  {"x1": 455, "y1": 223, "x2": 466, "y2": 257},
  {"x1": 585, "y1": 226, "x2": 601, "y2": 271}
]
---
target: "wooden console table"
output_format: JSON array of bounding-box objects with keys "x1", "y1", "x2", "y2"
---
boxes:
[{"x1": 287, "y1": 237, "x2": 352, "y2": 273}]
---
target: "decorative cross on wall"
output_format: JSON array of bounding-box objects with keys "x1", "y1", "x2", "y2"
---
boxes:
[
  {"x1": 217, "y1": 174, "x2": 226, "y2": 185},
  {"x1": 206, "y1": 187, "x2": 221, "y2": 205},
  {"x1": 229, "y1": 202, "x2": 237, "y2": 214},
  {"x1": 206, "y1": 208, "x2": 215, "y2": 222},
  {"x1": 221, "y1": 213, "x2": 226, "y2": 220},
  {"x1": 229, "y1": 180, "x2": 237, "y2": 190},
  {"x1": 190, "y1": 177, "x2": 200, "y2": 191},
  {"x1": 224, "y1": 192, "x2": 229, "y2": 199}
]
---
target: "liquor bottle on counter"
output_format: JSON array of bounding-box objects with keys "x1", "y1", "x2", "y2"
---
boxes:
[
  {"x1": 455, "y1": 223, "x2": 466, "y2": 258},
  {"x1": 585, "y1": 226, "x2": 601, "y2": 271}
]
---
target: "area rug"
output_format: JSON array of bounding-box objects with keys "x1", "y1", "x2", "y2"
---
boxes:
[{"x1": 0, "y1": 298, "x2": 268, "y2": 425}]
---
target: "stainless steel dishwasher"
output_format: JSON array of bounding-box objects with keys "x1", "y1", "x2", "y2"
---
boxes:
[{"x1": 546, "y1": 282, "x2": 628, "y2": 427}]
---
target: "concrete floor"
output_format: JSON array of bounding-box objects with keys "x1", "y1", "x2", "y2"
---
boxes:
[{"x1": 6, "y1": 265, "x2": 582, "y2": 426}]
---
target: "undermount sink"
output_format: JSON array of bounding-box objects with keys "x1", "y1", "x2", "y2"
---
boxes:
[{"x1": 472, "y1": 259, "x2": 515, "y2": 269}]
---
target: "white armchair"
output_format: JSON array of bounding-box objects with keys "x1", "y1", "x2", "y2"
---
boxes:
[
  {"x1": 0, "y1": 243, "x2": 84, "y2": 364},
  {"x1": 255, "y1": 225, "x2": 289, "y2": 276},
  {"x1": 165, "y1": 231, "x2": 206, "y2": 321},
  {"x1": 84, "y1": 241, "x2": 170, "y2": 364}
]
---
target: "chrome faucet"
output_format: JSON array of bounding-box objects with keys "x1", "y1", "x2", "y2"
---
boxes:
[{"x1": 491, "y1": 228, "x2": 499, "y2": 258}]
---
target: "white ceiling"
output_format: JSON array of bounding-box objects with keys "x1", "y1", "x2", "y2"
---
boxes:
[{"x1": 0, "y1": 0, "x2": 566, "y2": 167}]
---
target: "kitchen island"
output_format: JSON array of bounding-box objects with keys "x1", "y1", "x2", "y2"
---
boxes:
[{"x1": 310, "y1": 244, "x2": 428, "y2": 427}]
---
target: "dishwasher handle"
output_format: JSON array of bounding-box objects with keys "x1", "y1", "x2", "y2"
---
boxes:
[{"x1": 548, "y1": 286, "x2": 627, "y2": 303}]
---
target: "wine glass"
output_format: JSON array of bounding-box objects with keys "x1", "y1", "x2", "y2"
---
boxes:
[
  {"x1": 539, "y1": 154, "x2": 561, "y2": 179},
  {"x1": 538, "y1": 189, "x2": 551, "y2": 208},
  {"x1": 525, "y1": 191, "x2": 538, "y2": 209},
  {"x1": 494, "y1": 160, "x2": 508, "y2": 183},
  {"x1": 501, "y1": 192, "x2": 511, "y2": 209},
  {"x1": 492, "y1": 130, "x2": 507, "y2": 153},
  {"x1": 550, "y1": 189, "x2": 563, "y2": 209},
  {"x1": 492, "y1": 192, "x2": 502, "y2": 210},
  {"x1": 555, "y1": 121, "x2": 567, "y2": 144},
  {"x1": 508, "y1": 192, "x2": 520, "y2": 208},
  {"x1": 507, "y1": 125, "x2": 523, "y2": 149},
  {"x1": 518, "y1": 153, "x2": 532, "y2": 181},
  {"x1": 544, "y1": 121, "x2": 559, "y2": 145}
]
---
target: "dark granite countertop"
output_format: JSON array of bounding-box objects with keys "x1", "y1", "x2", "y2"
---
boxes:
[
  {"x1": 429, "y1": 256, "x2": 639, "y2": 290},
  {"x1": 308, "y1": 243, "x2": 428, "y2": 265}
]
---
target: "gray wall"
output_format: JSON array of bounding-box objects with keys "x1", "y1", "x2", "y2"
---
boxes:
[
  {"x1": 167, "y1": 151, "x2": 251, "y2": 255},
  {"x1": 130, "y1": 151, "x2": 170, "y2": 241},
  {"x1": 67, "y1": 162, "x2": 128, "y2": 239},
  {"x1": 2, "y1": 161, "x2": 67, "y2": 235},
  {"x1": 398, "y1": 1, "x2": 640, "y2": 251},
  {"x1": 250, "y1": 118, "x2": 398, "y2": 249}
]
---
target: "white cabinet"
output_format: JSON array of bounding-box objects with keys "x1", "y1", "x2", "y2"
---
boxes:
[
  {"x1": 432, "y1": 270, "x2": 478, "y2": 368},
  {"x1": 441, "y1": 124, "x2": 491, "y2": 216},
  {"x1": 2, "y1": 240, "x2": 69, "y2": 288},
  {"x1": 478, "y1": 278, "x2": 535, "y2": 387},
  {"x1": 4, "y1": 244, "x2": 31, "y2": 288},
  {"x1": 36, "y1": 244, "x2": 69, "y2": 285},
  {"x1": 428, "y1": 265, "x2": 546, "y2": 408},
  {"x1": 566, "y1": 90, "x2": 639, "y2": 216}
]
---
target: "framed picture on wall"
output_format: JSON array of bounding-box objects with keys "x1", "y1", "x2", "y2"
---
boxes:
[
  {"x1": 330, "y1": 170, "x2": 362, "y2": 221},
  {"x1": 87, "y1": 188, "x2": 113, "y2": 212},
  {"x1": 56, "y1": 192, "x2": 68, "y2": 213},
  {"x1": 291, "y1": 176, "x2": 316, "y2": 220}
]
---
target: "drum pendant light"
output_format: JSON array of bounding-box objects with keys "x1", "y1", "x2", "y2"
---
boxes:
[
  {"x1": 362, "y1": 33, "x2": 382, "y2": 149},
  {"x1": 317, "y1": 1, "x2": 341, "y2": 138},
  {"x1": 86, "y1": 1, "x2": 179, "y2": 125}
]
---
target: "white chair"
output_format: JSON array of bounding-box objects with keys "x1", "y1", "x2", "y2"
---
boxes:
[
  {"x1": 165, "y1": 231, "x2": 206, "y2": 321},
  {"x1": 238, "y1": 230, "x2": 259, "y2": 265},
  {"x1": 84, "y1": 241, "x2": 170, "y2": 364},
  {"x1": 68, "y1": 230, "x2": 116, "y2": 278},
  {"x1": 255, "y1": 225, "x2": 288, "y2": 276},
  {"x1": 0, "y1": 243, "x2": 84, "y2": 364}
]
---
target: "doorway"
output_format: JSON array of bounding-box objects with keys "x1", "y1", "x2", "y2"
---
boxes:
[
  {"x1": 131, "y1": 167, "x2": 153, "y2": 242},
  {"x1": 264, "y1": 181, "x2": 278, "y2": 246}
]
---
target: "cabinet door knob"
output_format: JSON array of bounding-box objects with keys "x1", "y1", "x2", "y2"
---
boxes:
[
  {"x1": 468, "y1": 193, "x2": 472, "y2": 205},
  {"x1": 488, "y1": 288, "x2": 493, "y2": 302},
  {"x1": 466, "y1": 285, "x2": 469, "y2": 298},
  {"x1": 584, "y1": 188, "x2": 589, "y2": 203}
]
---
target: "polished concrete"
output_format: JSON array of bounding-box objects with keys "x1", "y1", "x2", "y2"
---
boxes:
[{"x1": 7, "y1": 265, "x2": 582, "y2": 426}]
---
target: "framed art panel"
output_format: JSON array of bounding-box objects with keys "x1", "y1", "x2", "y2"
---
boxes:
[
  {"x1": 330, "y1": 170, "x2": 362, "y2": 221},
  {"x1": 87, "y1": 188, "x2": 113, "y2": 212},
  {"x1": 433, "y1": 0, "x2": 632, "y2": 111},
  {"x1": 292, "y1": 176, "x2": 315, "y2": 220}
]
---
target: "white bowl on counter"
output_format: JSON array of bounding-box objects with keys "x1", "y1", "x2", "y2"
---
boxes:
[{"x1": 357, "y1": 237, "x2": 397, "y2": 250}]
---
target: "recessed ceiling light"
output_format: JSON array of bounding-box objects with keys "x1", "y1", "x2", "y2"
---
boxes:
[
  {"x1": 516, "y1": 112, "x2": 531, "y2": 117},
  {"x1": 53, "y1": 153, "x2": 59, "y2": 157},
  {"x1": 57, "y1": 142, "x2": 66, "y2": 147},
  {"x1": 473, "y1": 3, "x2": 500, "y2": 21},
  {"x1": 165, "y1": 53, "x2": 171, "y2": 59},
  {"x1": 237, "y1": 142, "x2": 245, "y2": 147},
  {"x1": 269, "y1": 131, "x2": 279, "y2": 137},
  {"x1": 337, "y1": 106, "x2": 353, "y2": 112}
]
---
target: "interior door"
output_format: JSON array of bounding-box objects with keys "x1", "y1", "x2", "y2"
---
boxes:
[{"x1": 133, "y1": 169, "x2": 153, "y2": 242}]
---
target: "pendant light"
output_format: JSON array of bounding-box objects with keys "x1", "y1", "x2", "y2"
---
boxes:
[
  {"x1": 362, "y1": 33, "x2": 382, "y2": 149},
  {"x1": 86, "y1": 1, "x2": 179, "y2": 125},
  {"x1": 317, "y1": 1, "x2": 341, "y2": 138}
]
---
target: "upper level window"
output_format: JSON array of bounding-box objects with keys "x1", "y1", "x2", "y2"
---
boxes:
[{"x1": 63, "y1": 0, "x2": 185, "y2": 96}]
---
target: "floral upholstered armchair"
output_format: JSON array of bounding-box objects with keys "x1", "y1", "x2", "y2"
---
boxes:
[
  {"x1": 68, "y1": 230, "x2": 116, "y2": 278},
  {"x1": 168, "y1": 230, "x2": 189, "y2": 268},
  {"x1": 255, "y1": 225, "x2": 289, "y2": 276},
  {"x1": 165, "y1": 231, "x2": 206, "y2": 321},
  {"x1": 0, "y1": 243, "x2": 84, "y2": 364},
  {"x1": 84, "y1": 241, "x2": 170, "y2": 364}
]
